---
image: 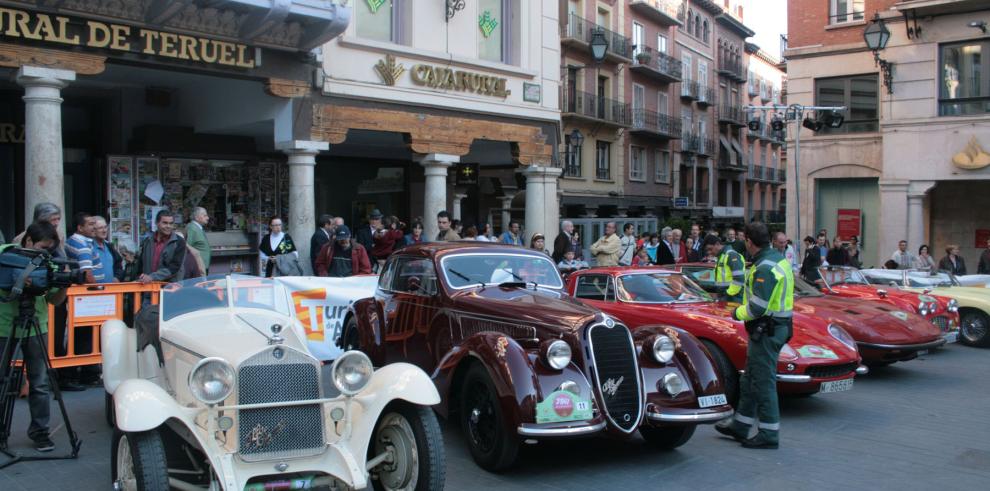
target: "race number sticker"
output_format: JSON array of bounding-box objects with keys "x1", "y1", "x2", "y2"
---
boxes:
[
  {"x1": 797, "y1": 345, "x2": 839, "y2": 359},
  {"x1": 535, "y1": 390, "x2": 594, "y2": 424}
]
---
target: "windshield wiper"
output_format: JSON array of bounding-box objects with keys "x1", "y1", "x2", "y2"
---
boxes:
[
  {"x1": 447, "y1": 268, "x2": 485, "y2": 290},
  {"x1": 500, "y1": 268, "x2": 524, "y2": 282}
]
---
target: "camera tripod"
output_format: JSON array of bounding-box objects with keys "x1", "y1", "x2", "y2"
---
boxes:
[{"x1": 0, "y1": 296, "x2": 82, "y2": 469}]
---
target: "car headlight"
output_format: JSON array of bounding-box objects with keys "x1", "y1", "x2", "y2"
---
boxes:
[
  {"x1": 188, "y1": 357, "x2": 235, "y2": 405},
  {"x1": 662, "y1": 372, "x2": 686, "y2": 396},
  {"x1": 651, "y1": 335, "x2": 676, "y2": 364},
  {"x1": 947, "y1": 298, "x2": 958, "y2": 313},
  {"x1": 332, "y1": 351, "x2": 374, "y2": 396},
  {"x1": 778, "y1": 343, "x2": 799, "y2": 362},
  {"x1": 543, "y1": 340, "x2": 572, "y2": 370},
  {"x1": 828, "y1": 324, "x2": 857, "y2": 352},
  {"x1": 918, "y1": 301, "x2": 930, "y2": 316}
]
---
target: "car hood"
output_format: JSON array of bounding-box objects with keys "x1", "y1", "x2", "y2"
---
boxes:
[
  {"x1": 795, "y1": 296, "x2": 942, "y2": 344},
  {"x1": 909, "y1": 286, "x2": 990, "y2": 306},
  {"x1": 160, "y1": 309, "x2": 312, "y2": 366},
  {"x1": 449, "y1": 286, "x2": 598, "y2": 335}
]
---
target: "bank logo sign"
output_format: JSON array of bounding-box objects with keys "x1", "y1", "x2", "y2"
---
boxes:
[
  {"x1": 374, "y1": 55, "x2": 511, "y2": 98},
  {"x1": 953, "y1": 136, "x2": 990, "y2": 170}
]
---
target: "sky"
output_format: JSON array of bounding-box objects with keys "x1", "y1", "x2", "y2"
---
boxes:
[{"x1": 743, "y1": 0, "x2": 788, "y2": 59}]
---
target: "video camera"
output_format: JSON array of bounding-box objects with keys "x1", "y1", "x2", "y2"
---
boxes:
[{"x1": 0, "y1": 247, "x2": 86, "y2": 299}]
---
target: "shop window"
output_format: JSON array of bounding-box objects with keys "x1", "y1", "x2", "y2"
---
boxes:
[
  {"x1": 814, "y1": 74, "x2": 879, "y2": 133},
  {"x1": 630, "y1": 145, "x2": 645, "y2": 182},
  {"x1": 655, "y1": 150, "x2": 670, "y2": 183},
  {"x1": 829, "y1": 0, "x2": 864, "y2": 25},
  {"x1": 939, "y1": 41, "x2": 989, "y2": 117},
  {"x1": 595, "y1": 141, "x2": 611, "y2": 180},
  {"x1": 356, "y1": 0, "x2": 407, "y2": 44},
  {"x1": 564, "y1": 132, "x2": 583, "y2": 178},
  {"x1": 479, "y1": 0, "x2": 517, "y2": 64}
]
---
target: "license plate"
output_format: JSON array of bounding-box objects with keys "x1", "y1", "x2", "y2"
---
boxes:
[
  {"x1": 820, "y1": 379, "x2": 854, "y2": 393},
  {"x1": 698, "y1": 394, "x2": 728, "y2": 408},
  {"x1": 943, "y1": 332, "x2": 959, "y2": 344}
]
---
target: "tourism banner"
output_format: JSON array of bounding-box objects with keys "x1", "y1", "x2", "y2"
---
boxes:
[{"x1": 275, "y1": 276, "x2": 379, "y2": 361}]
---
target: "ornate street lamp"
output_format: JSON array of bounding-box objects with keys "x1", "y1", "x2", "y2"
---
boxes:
[
  {"x1": 864, "y1": 13, "x2": 894, "y2": 94},
  {"x1": 589, "y1": 29, "x2": 609, "y2": 63},
  {"x1": 569, "y1": 128, "x2": 585, "y2": 150}
]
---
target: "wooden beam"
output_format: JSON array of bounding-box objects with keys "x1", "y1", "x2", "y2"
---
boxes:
[{"x1": 0, "y1": 43, "x2": 106, "y2": 75}]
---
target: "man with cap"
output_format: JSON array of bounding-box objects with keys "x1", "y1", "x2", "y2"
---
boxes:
[
  {"x1": 704, "y1": 234, "x2": 746, "y2": 303},
  {"x1": 314, "y1": 225, "x2": 372, "y2": 277},
  {"x1": 355, "y1": 209, "x2": 382, "y2": 253}
]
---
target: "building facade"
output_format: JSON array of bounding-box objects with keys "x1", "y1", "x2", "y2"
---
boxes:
[
  {"x1": 743, "y1": 43, "x2": 786, "y2": 226},
  {"x1": 320, "y1": 1, "x2": 562, "y2": 246},
  {"x1": 787, "y1": 0, "x2": 990, "y2": 268}
]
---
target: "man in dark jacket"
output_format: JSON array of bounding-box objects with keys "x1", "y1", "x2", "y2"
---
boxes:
[
  {"x1": 978, "y1": 238, "x2": 990, "y2": 274},
  {"x1": 138, "y1": 210, "x2": 187, "y2": 283},
  {"x1": 354, "y1": 209, "x2": 382, "y2": 253},
  {"x1": 825, "y1": 237, "x2": 849, "y2": 266},
  {"x1": 310, "y1": 214, "x2": 335, "y2": 271},
  {"x1": 314, "y1": 225, "x2": 372, "y2": 277}
]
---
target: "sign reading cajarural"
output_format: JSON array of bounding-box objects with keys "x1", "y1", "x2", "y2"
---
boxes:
[
  {"x1": 0, "y1": 7, "x2": 255, "y2": 68},
  {"x1": 410, "y1": 64, "x2": 511, "y2": 98}
]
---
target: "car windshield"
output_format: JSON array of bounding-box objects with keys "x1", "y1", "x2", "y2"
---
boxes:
[
  {"x1": 818, "y1": 267, "x2": 869, "y2": 287},
  {"x1": 793, "y1": 277, "x2": 824, "y2": 297},
  {"x1": 678, "y1": 266, "x2": 719, "y2": 293},
  {"x1": 441, "y1": 253, "x2": 564, "y2": 289},
  {"x1": 860, "y1": 269, "x2": 905, "y2": 287},
  {"x1": 616, "y1": 273, "x2": 712, "y2": 303},
  {"x1": 161, "y1": 275, "x2": 291, "y2": 321},
  {"x1": 906, "y1": 270, "x2": 956, "y2": 288}
]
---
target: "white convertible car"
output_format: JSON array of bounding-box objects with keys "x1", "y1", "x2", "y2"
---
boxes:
[{"x1": 102, "y1": 275, "x2": 444, "y2": 491}]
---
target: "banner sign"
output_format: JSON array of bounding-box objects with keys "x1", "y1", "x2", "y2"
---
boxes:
[
  {"x1": 836, "y1": 209, "x2": 861, "y2": 241},
  {"x1": 275, "y1": 276, "x2": 379, "y2": 361}
]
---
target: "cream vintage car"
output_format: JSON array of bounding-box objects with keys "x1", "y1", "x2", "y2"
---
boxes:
[{"x1": 102, "y1": 275, "x2": 444, "y2": 491}]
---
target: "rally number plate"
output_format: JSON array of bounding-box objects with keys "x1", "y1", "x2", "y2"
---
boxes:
[
  {"x1": 698, "y1": 394, "x2": 728, "y2": 408},
  {"x1": 820, "y1": 378, "x2": 854, "y2": 393}
]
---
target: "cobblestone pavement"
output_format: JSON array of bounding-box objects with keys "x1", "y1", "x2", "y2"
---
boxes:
[{"x1": 2, "y1": 344, "x2": 989, "y2": 490}]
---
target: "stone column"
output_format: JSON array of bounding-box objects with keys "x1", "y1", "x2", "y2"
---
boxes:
[
  {"x1": 582, "y1": 206, "x2": 599, "y2": 218},
  {"x1": 500, "y1": 194, "x2": 515, "y2": 235},
  {"x1": 616, "y1": 207, "x2": 629, "y2": 218},
  {"x1": 17, "y1": 66, "x2": 76, "y2": 238},
  {"x1": 878, "y1": 180, "x2": 910, "y2": 268},
  {"x1": 452, "y1": 193, "x2": 468, "y2": 221},
  {"x1": 523, "y1": 165, "x2": 563, "y2": 244},
  {"x1": 907, "y1": 180, "x2": 936, "y2": 252},
  {"x1": 277, "y1": 140, "x2": 329, "y2": 275},
  {"x1": 416, "y1": 154, "x2": 458, "y2": 241}
]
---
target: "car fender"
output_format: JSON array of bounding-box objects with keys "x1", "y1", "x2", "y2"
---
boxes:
[
  {"x1": 101, "y1": 319, "x2": 136, "y2": 395},
  {"x1": 346, "y1": 297, "x2": 385, "y2": 365},
  {"x1": 634, "y1": 325, "x2": 724, "y2": 397},
  {"x1": 113, "y1": 378, "x2": 198, "y2": 432}
]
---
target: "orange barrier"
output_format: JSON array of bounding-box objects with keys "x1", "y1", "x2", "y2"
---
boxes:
[{"x1": 44, "y1": 282, "x2": 162, "y2": 368}]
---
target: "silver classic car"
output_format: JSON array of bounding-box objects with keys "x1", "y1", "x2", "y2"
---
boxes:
[{"x1": 102, "y1": 275, "x2": 444, "y2": 490}]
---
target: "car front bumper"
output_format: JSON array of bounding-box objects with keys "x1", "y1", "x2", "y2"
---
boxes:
[{"x1": 645, "y1": 406, "x2": 734, "y2": 424}]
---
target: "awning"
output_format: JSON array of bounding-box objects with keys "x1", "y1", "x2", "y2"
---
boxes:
[
  {"x1": 730, "y1": 138, "x2": 746, "y2": 167},
  {"x1": 719, "y1": 136, "x2": 737, "y2": 166}
]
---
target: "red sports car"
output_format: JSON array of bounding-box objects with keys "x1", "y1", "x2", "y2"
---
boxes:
[
  {"x1": 816, "y1": 266, "x2": 960, "y2": 343},
  {"x1": 675, "y1": 264, "x2": 947, "y2": 367},
  {"x1": 565, "y1": 267, "x2": 865, "y2": 403}
]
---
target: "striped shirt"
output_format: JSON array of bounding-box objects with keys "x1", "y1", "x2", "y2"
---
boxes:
[{"x1": 66, "y1": 233, "x2": 104, "y2": 281}]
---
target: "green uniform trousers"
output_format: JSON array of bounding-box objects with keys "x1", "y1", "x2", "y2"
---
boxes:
[{"x1": 731, "y1": 322, "x2": 791, "y2": 443}]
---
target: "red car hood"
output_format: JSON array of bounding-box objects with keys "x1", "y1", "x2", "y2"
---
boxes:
[
  {"x1": 647, "y1": 301, "x2": 860, "y2": 364},
  {"x1": 795, "y1": 295, "x2": 942, "y2": 345},
  {"x1": 828, "y1": 284, "x2": 920, "y2": 311}
]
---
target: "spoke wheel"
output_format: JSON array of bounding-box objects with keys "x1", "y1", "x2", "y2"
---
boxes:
[
  {"x1": 370, "y1": 404, "x2": 445, "y2": 491},
  {"x1": 960, "y1": 310, "x2": 990, "y2": 347},
  {"x1": 114, "y1": 434, "x2": 137, "y2": 491},
  {"x1": 111, "y1": 430, "x2": 169, "y2": 491}
]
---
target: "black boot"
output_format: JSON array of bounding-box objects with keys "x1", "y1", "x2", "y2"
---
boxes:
[{"x1": 741, "y1": 431, "x2": 779, "y2": 449}]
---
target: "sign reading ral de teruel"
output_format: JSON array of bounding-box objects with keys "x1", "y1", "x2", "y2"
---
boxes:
[{"x1": 0, "y1": 7, "x2": 255, "y2": 68}]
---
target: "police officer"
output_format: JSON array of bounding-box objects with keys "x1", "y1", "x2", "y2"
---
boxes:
[
  {"x1": 715, "y1": 222, "x2": 793, "y2": 449},
  {"x1": 703, "y1": 235, "x2": 745, "y2": 303}
]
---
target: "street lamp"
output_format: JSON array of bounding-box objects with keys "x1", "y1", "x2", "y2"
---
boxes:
[
  {"x1": 569, "y1": 128, "x2": 585, "y2": 149},
  {"x1": 589, "y1": 29, "x2": 609, "y2": 63},
  {"x1": 566, "y1": 128, "x2": 584, "y2": 172},
  {"x1": 864, "y1": 13, "x2": 894, "y2": 94}
]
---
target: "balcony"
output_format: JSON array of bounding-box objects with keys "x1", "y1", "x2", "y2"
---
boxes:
[
  {"x1": 747, "y1": 164, "x2": 765, "y2": 181},
  {"x1": 561, "y1": 13, "x2": 632, "y2": 63},
  {"x1": 717, "y1": 104, "x2": 746, "y2": 126},
  {"x1": 631, "y1": 109, "x2": 682, "y2": 139},
  {"x1": 562, "y1": 89, "x2": 631, "y2": 127},
  {"x1": 631, "y1": 46, "x2": 682, "y2": 83},
  {"x1": 717, "y1": 59, "x2": 746, "y2": 83},
  {"x1": 629, "y1": 0, "x2": 684, "y2": 27},
  {"x1": 680, "y1": 79, "x2": 698, "y2": 100},
  {"x1": 698, "y1": 137, "x2": 717, "y2": 156},
  {"x1": 696, "y1": 85, "x2": 715, "y2": 107},
  {"x1": 778, "y1": 168, "x2": 787, "y2": 182},
  {"x1": 680, "y1": 132, "x2": 700, "y2": 153}
]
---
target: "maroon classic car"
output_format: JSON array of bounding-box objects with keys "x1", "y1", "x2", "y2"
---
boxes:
[{"x1": 342, "y1": 243, "x2": 733, "y2": 471}]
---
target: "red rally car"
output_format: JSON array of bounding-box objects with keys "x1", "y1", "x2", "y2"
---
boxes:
[{"x1": 566, "y1": 267, "x2": 865, "y2": 403}]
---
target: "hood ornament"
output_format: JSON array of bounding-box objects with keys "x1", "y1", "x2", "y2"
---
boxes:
[{"x1": 269, "y1": 324, "x2": 285, "y2": 345}]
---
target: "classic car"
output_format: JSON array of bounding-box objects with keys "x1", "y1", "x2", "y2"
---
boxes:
[
  {"x1": 102, "y1": 275, "x2": 445, "y2": 491},
  {"x1": 342, "y1": 243, "x2": 733, "y2": 471},
  {"x1": 675, "y1": 263, "x2": 946, "y2": 367},
  {"x1": 817, "y1": 266, "x2": 960, "y2": 345},
  {"x1": 861, "y1": 268, "x2": 990, "y2": 347},
  {"x1": 565, "y1": 267, "x2": 864, "y2": 404}
]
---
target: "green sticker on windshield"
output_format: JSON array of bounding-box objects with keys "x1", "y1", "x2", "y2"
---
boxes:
[
  {"x1": 797, "y1": 345, "x2": 839, "y2": 359},
  {"x1": 535, "y1": 390, "x2": 593, "y2": 424}
]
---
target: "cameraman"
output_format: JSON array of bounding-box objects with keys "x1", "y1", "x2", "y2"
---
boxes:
[{"x1": 0, "y1": 221, "x2": 66, "y2": 452}]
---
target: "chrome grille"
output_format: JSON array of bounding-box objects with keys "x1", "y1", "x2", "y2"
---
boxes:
[
  {"x1": 806, "y1": 363, "x2": 857, "y2": 379},
  {"x1": 931, "y1": 316, "x2": 949, "y2": 332},
  {"x1": 587, "y1": 322, "x2": 642, "y2": 433},
  {"x1": 457, "y1": 314, "x2": 537, "y2": 340},
  {"x1": 237, "y1": 347, "x2": 325, "y2": 462}
]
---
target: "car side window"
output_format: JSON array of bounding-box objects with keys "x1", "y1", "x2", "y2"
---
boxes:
[
  {"x1": 574, "y1": 275, "x2": 615, "y2": 302},
  {"x1": 392, "y1": 257, "x2": 438, "y2": 296},
  {"x1": 378, "y1": 258, "x2": 396, "y2": 291}
]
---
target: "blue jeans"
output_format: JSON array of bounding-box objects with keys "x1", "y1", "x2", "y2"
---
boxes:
[{"x1": 1, "y1": 334, "x2": 50, "y2": 440}]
